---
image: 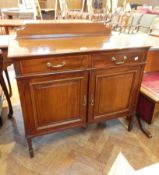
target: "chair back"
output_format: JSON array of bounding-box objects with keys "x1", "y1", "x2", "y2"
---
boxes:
[
  {"x1": 59, "y1": 0, "x2": 68, "y2": 17},
  {"x1": 87, "y1": 0, "x2": 93, "y2": 19},
  {"x1": 138, "y1": 14, "x2": 158, "y2": 33},
  {"x1": 149, "y1": 17, "x2": 159, "y2": 35},
  {"x1": 120, "y1": 13, "x2": 132, "y2": 26},
  {"x1": 22, "y1": 0, "x2": 43, "y2": 19}
]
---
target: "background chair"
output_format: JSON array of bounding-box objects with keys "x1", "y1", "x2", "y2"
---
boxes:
[
  {"x1": 136, "y1": 14, "x2": 158, "y2": 33},
  {"x1": 55, "y1": 0, "x2": 87, "y2": 19},
  {"x1": 22, "y1": 0, "x2": 43, "y2": 19},
  {"x1": 87, "y1": 0, "x2": 108, "y2": 21},
  {"x1": 118, "y1": 12, "x2": 134, "y2": 33},
  {"x1": 149, "y1": 17, "x2": 159, "y2": 36}
]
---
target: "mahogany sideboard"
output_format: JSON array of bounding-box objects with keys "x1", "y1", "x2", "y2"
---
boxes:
[{"x1": 8, "y1": 23, "x2": 150, "y2": 157}]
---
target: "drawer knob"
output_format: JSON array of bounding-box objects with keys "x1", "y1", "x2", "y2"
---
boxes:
[
  {"x1": 46, "y1": 61, "x2": 66, "y2": 69},
  {"x1": 112, "y1": 56, "x2": 128, "y2": 65}
]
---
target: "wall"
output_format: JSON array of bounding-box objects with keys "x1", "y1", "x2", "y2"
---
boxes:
[
  {"x1": 66, "y1": 0, "x2": 83, "y2": 9},
  {"x1": 46, "y1": 0, "x2": 56, "y2": 9},
  {"x1": 1, "y1": 0, "x2": 159, "y2": 9},
  {"x1": 0, "y1": 0, "x2": 19, "y2": 8},
  {"x1": 39, "y1": 0, "x2": 82, "y2": 9}
]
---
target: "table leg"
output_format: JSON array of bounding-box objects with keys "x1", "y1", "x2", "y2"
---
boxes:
[
  {"x1": 4, "y1": 69, "x2": 12, "y2": 97},
  {"x1": 128, "y1": 114, "x2": 134, "y2": 131},
  {"x1": 136, "y1": 114, "x2": 152, "y2": 138}
]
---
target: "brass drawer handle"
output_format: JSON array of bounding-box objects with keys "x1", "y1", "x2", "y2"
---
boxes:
[
  {"x1": 47, "y1": 61, "x2": 66, "y2": 69},
  {"x1": 112, "y1": 56, "x2": 128, "y2": 65}
]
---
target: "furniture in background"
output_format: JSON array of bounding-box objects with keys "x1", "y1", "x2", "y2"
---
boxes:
[
  {"x1": 145, "y1": 49, "x2": 159, "y2": 73},
  {"x1": 149, "y1": 17, "x2": 159, "y2": 36},
  {"x1": 108, "y1": 9, "x2": 159, "y2": 34},
  {"x1": 136, "y1": 13, "x2": 158, "y2": 33},
  {"x1": 8, "y1": 22, "x2": 150, "y2": 157},
  {"x1": 126, "y1": 12, "x2": 143, "y2": 33},
  {"x1": 54, "y1": 0, "x2": 110, "y2": 21},
  {"x1": 130, "y1": 3, "x2": 142, "y2": 10},
  {"x1": 137, "y1": 49, "x2": 159, "y2": 138},
  {"x1": 1, "y1": 0, "x2": 43, "y2": 20},
  {"x1": 0, "y1": 49, "x2": 13, "y2": 126},
  {"x1": 109, "y1": 12, "x2": 122, "y2": 30},
  {"x1": 2, "y1": 42, "x2": 13, "y2": 99},
  {"x1": 0, "y1": 35, "x2": 14, "y2": 127},
  {"x1": 1, "y1": 8, "x2": 35, "y2": 19},
  {"x1": 0, "y1": 19, "x2": 26, "y2": 34},
  {"x1": 0, "y1": 19, "x2": 92, "y2": 35},
  {"x1": 55, "y1": 0, "x2": 87, "y2": 19},
  {"x1": 39, "y1": 0, "x2": 56, "y2": 19},
  {"x1": 86, "y1": 0, "x2": 108, "y2": 21},
  {"x1": 138, "y1": 72, "x2": 159, "y2": 124},
  {"x1": 22, "y1": 0, "x2": 43, "y2": 19},
  {"x1": 118, "y1": 12, "x2": 133, "y2": 33}
]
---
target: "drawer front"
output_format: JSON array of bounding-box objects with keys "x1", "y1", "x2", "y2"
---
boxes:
[
  {"x1": 92, "y1": 51, "x2": 145, "y2": 68},
  {"x1": 19, "y1": 55, "x2": 89, "y2": 74}
]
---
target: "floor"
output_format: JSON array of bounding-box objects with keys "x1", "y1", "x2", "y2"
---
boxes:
[{"x1": 0, "y1": 66, "x2": 159, "y2": 175}]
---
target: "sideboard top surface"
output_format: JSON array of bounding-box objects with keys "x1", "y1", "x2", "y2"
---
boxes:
[
  {"x1": 8, "y1": 33, "x2": 155, "y2": 59},
  {"x1": 7, "y1": 23, "x2": 159, "y2": 59}
]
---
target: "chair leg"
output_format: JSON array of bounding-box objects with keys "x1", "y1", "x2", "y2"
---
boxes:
[
  {"x1": 4, "y1": 69, "x2": 12, "y2": 97},
  {"x1": 0, "y1": 75, "x2": 13, "y2": 119}
]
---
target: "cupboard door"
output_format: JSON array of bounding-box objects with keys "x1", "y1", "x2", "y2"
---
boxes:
[
  {"x1": 18, "y1": 72, "x2": 88, "y2": 135},
  {"x1": 88, "y1": 67, "x2": 142, "y2": 123}
]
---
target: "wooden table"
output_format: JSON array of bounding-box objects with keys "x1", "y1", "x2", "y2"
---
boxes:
[
  {"x1": 2, "y1": 8, "x2": 35, "y2": 20},
  {"x1": 0, "y1": 19, "x2": 92, "y2": 34},
  {"x1": 0, "y1": 20, "x2": 26, "y2": 34},
  {"x1": 0, "y1": 35, "x2": 15, "y2": 126}
]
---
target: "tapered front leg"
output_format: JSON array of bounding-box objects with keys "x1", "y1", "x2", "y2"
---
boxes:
[
  {"x1": 27, "y1": 137, "x2": 34, "y2": 158},
  {"x1": 128, "y1": 115, "x2": 134, "y2": 131}
]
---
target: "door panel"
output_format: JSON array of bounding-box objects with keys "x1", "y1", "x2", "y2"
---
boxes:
[
  {"x1": 95, "y1": 72, "x2": 134, "y2": 114},
  {"x1": 88, "y1": 67, "x2": 141, "y2": 122},
  {"x1": 21, "y1": 72, "x2": 88, "y2": 133}
]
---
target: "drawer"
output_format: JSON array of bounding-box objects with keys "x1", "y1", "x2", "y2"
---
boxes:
[
  {"x1": 92, "y1": 51, "x2": 145, "y2": 68},
  {"x1": 19, "y1": 55, "x2": 89, "y2": 74}
]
